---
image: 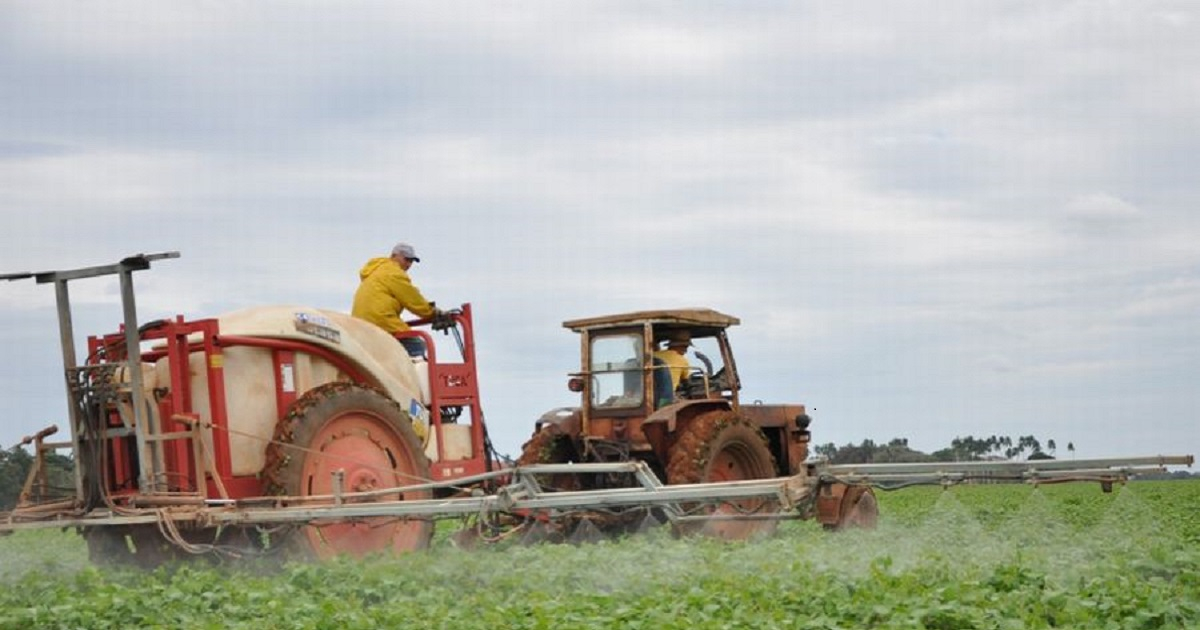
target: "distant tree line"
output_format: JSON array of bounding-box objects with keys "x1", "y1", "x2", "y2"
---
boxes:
[
  {"x1": 813, "y1": 434, "x2": 1075, "y2": 464},
  {"x1": 812, "y1": 435, "x2": 1194, "y2": 478}
]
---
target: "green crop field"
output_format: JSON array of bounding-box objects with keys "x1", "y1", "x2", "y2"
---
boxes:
[{"x1": 1, "y1": 479, "x2": 1197, "y2": 629}]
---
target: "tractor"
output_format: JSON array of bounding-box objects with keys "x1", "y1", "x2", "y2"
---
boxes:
[{"x1": 517, "y1": 309, "x2": 877, "y2": 537}]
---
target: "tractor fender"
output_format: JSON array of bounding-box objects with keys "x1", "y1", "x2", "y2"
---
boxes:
[
  {"x1": 643, "y1": 399, "x2": 732, "y2": 463},
  {"x1": 532, "y1": 406, "x2": 582, "y2": 438},
  {"x1": 644, "y1": 399, "x2": 732, "y2": 434}
]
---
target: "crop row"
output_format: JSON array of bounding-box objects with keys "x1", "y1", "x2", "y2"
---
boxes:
[{"x1": 1, "y1": 479, "x2": 1197, "y2": 629}]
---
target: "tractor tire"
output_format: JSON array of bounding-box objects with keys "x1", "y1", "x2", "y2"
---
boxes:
[
  {"x1": 262, "y1": 381, "x2": 434, "y2": 559},
  {"x1": 666, "y1": 412, "x2": 779, "y2": 540},
  {"x1": 515, "y1": 427, "x2": 581, "y2": 492}
]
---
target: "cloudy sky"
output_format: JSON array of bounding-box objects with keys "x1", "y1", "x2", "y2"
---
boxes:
[{"x1": 2, "y1": 2, "x2": 1197, "y2": 466}]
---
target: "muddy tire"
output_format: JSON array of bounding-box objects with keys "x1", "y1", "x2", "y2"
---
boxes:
[
  {"x1": 262, "y1": 382, "x2": 434, "y2": 559},
  {"x1": 832, "y1": 485, "x2": 879, "y2": 531},
  {"x1": 515, "y1": 427, "x2": 581, "y2": 492},
  {"x1": 666, "y1": 412, "x2": 779, "y2": 539}
]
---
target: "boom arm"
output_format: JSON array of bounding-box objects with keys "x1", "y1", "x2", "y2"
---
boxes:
[
  {"x1": 2, "y1": 454, "x2": 1191, "y2": 535},
  {"x1": 818, "y1": 455, "x2": 1195, "y2": 488}
]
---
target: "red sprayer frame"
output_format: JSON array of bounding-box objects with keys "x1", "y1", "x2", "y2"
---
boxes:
[
  {"x1": 398, "y1": 304, "x2": 491, "y2": 481},
  {"x1": 87, "y1": 305, "x2": 491, "y2": 503}
]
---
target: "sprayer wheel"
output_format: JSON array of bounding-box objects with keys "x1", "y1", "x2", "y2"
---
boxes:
[
  {"x1": 666, "y1": 411, "x2": 779, "y2": 540},
  {"x1": 515, "y1": 427, "x2": 582, "y2": 492},
  {"x1": 834, "y1": 485, "x2": 879, "y2": 530},
  {"x1": 263, "y1": 382, "x2": 433, "y2": 559}
]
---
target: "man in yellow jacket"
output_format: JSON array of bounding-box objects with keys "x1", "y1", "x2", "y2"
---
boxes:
[
  {"x1": 652, "y1": 331, "x2": 693, "y2": 406},
  {"x1": 352, "y1": 242, "x2": 438, "y2": 357}
]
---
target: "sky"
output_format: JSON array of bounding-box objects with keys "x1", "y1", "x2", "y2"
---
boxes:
[{"x1": 1, "y1": 2, "x2": 1197, "y2": 468}]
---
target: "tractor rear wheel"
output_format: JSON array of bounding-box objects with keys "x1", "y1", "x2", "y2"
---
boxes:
[
  {"x1": 666, "y1": 412, "x2": 779, "y2": 540},
  {"x1": 263, "y1": 382, "x2": 434, "y2": 559}
]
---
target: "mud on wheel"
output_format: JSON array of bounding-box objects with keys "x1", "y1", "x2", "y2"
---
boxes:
[
  {"x1": 262, "y1": 381, "x2": 434, "y2": 559},
  {"x1": 666, "y1": 411, "x2": 779, "y2": 540},
  {"x1": 832, "y1": 485, "x2": 879, "y2": 531},
  {"x1": 516, "y1": 426, "x2": 582, "y2": 492}
]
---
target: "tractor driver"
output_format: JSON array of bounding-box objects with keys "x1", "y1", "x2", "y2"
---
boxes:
[
  {"x1": 653, "y1": 330, "x2": 693, "y2": 406},
  {"x1": 352, "y1": 242, "x2": 441, "y2": 358}
]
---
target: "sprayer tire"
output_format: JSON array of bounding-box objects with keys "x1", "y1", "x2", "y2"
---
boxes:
[
  {"x1": 834, "y1": 485, "x2": 879, "y2": 530},
  {"x1": 263, "y1": 382, "x2": 434, "y2": 559},
  {"x1": 665, "y1": 411, "x2": 779, "y2": 539}
]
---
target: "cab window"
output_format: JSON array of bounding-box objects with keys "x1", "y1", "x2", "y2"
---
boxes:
[{"x1": 590, "y1": 333, "x2": 643, "y2": 408}]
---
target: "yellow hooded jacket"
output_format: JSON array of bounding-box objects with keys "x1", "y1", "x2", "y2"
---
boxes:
[{"x1": 351, "y1": 257, "x2": 435, "y2": 333}]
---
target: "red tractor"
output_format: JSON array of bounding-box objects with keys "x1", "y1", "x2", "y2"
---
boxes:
[{"x1": 518, "y1": 308, "x2": 878, "y2": 537}]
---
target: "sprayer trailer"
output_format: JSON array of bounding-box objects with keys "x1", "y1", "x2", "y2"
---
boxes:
[
  {"x1": 2, "y1": 252, "x2": 496, "y2": 561},
  {"x1": 1, "y1": 253, "x2": 1192, "y2": 565}
]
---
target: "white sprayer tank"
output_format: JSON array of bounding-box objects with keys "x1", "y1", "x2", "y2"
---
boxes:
[{"x1": 152, "y1": 306, "x2": 433, "y2": 477}]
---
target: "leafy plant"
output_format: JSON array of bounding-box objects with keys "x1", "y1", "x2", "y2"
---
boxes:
[{"x1": 1, "y1": 480, "x2": 1197, "y2": 629}]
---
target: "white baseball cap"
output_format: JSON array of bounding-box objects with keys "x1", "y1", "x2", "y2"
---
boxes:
[{"x1": 391, "y1": 242, "x2": 420, "y2": 262}]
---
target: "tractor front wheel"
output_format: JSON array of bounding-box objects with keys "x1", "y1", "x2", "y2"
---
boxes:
[
  {"x1": 263, "y1": 382, "x2": 434, "y2": 559},
  {"x1": 666, "y1": 412, "x2": 779, "y2": 540}
]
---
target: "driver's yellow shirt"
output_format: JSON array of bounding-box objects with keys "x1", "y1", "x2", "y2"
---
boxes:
[
  {"x1": 351, "y1": 257, "x2": 435, "y2": 333},
  {"x1": 653, "y1": 349, "x2": 690, "y2": 389}
]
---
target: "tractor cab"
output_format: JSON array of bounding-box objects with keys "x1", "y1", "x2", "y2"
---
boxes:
[
  {"x1": 567, "y1": 308, "x2": 742, "y2": 416},
  {"x1": 555, "y1": 309, "x2": 746, "y2": 460}
]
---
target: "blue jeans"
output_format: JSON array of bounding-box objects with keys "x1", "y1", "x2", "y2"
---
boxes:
[{"x1": 399, "y1": 336, "x2": 427, "y2": 358}]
